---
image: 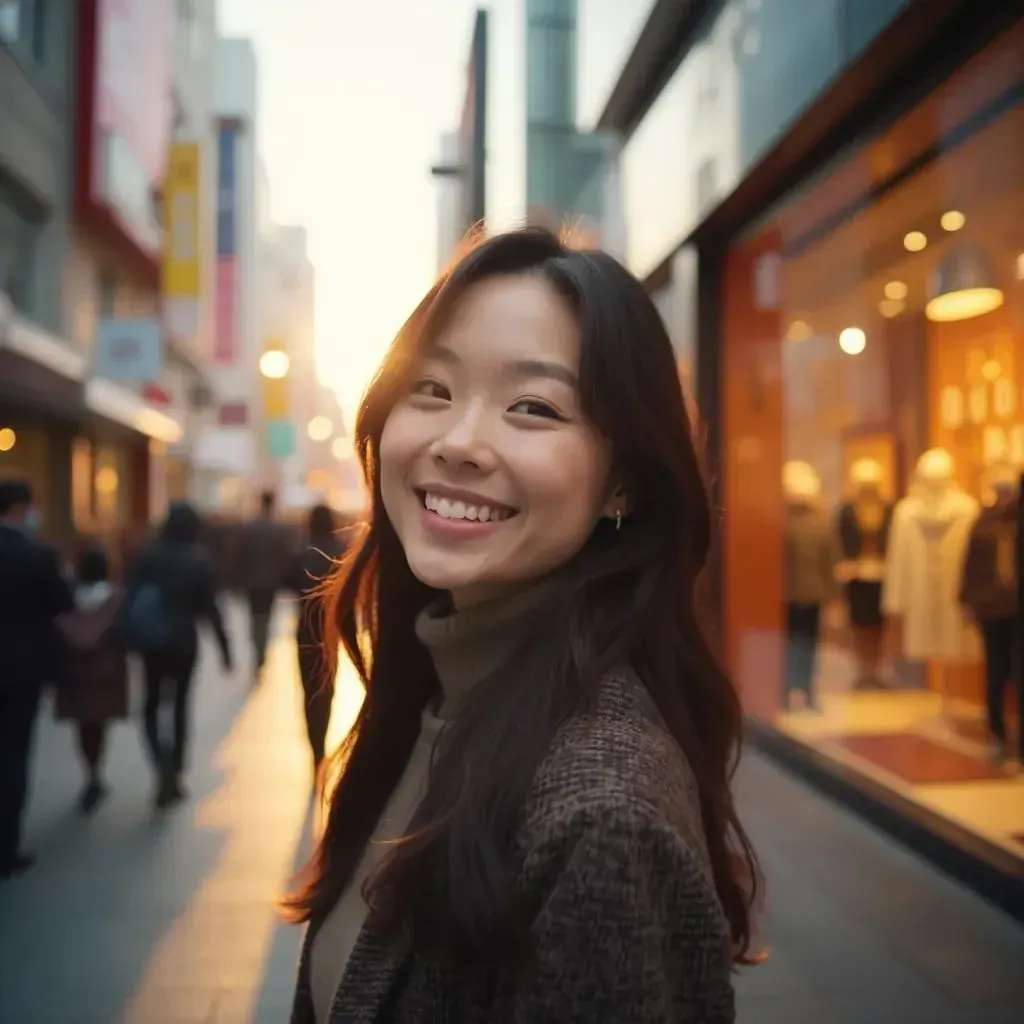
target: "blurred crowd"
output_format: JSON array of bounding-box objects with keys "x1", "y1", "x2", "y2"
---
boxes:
[{"x1": 0, "y1": 480, "x2": 350, "y2": 882}]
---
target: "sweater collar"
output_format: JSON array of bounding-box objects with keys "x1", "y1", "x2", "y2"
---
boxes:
[{"x1": 414, "y1": 572, "x2": 566, "y2": 716}]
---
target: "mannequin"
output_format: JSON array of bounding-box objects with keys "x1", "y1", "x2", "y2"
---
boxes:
[
  {"x1": 837, "y1": 458, "x2": 893, "y2": 689},
  {"x1": 882, "y1": 448, "x2": 980, "y2": 687},
  {"x1": 783, "y1": 461, "x2": 837, "y2": 712},
  {"x1": 959, "y1": 460, "x2": 1021, "y2": 765}
]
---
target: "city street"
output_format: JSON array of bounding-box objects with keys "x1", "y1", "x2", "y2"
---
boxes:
[{"x1": 1, "y1": 602, "x2": 1023, "y2": 1023}]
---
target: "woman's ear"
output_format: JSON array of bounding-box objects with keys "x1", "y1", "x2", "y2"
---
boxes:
[{"x1": 601, "y1": 484, "x2": 631, "y2": 524}]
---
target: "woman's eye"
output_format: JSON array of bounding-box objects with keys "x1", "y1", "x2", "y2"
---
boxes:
[
  {"x1": 410, "y1": 378, "x2": 450, "y2": 401},
  {"x1": 509, "y1": 398, "x2": 562, "y2": 420}
]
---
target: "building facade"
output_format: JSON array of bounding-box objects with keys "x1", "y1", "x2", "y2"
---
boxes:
[
  {"x1": 192, "y1": 36, "x2": 260, "y2": 511},
  {"x1": 431, "y1": 8, "x2": 488, "y2": 270},
  {"x1": 256, "y1": 222, "x2": 320, "y2": 511},
  {"x1": 0, "y1": 0, "x2": 84, "y2": 555},
  {"x1": 606, "y1": 0, "x2": 1024, "y2": 911}
]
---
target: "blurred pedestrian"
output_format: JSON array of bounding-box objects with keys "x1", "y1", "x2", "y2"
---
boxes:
[
  {"x1": 54, "y1": 544, "x2": 128, "y2": 814},
  {"x1": 124, "y1": 502, "x2": 232, "y2": 810},
  {"x1": 0, "y1": 480, "x2": 73, "y2": 879},
  {"x1": 288, "y1": 503, "x2": 347, "y2": 779},
  {"x1": 239, "y1": 490, "x2": 293, "y2": 680}
]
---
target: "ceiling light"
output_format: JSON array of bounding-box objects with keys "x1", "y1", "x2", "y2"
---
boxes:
[
  {"x1": 940, "y1": 210, "x2": 966, "y2": 232},
  {"x1": 904, "y1": 231, "x2": 927, "y2": 253},
  {"x1": 884, "y1": 280, "x2": 908, "y2": 300},
  {"x1": 926, "y1": 244, "x2": 1004, "y2": 322},
  {"x1": 879, "y1": 298, "x2": 905, "y2": 319},
  {"x1": 839, "y1": 327, "x2": 866, "y2": 356},
  {"x1": 0, "y1": 427, "x2": 15, "y2": 453}
]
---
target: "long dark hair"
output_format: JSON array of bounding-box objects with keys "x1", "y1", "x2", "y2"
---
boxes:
[{"x1": 283, "y1": 227, "x2": 761, "y2": 964}]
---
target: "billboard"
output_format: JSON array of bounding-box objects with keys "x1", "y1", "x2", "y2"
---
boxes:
[
  {"x1": 215, "y1": 124, "x2": 239, "y2": 364},
  {"x1": 80, "y1": 0, "x2": 175, "y2": 261},
  {"x1": 162, "y1": 142, "x2": 201, "y2": 338},
  {"x1": 92, "y1": 317, "x2": 164, "y2": 383}
]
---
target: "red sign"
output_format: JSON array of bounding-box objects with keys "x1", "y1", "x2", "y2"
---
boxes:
[
  {"x1": 78, "y1": 0, "x2": 174, "y2": 263},
  {"x1": 215, "y1": 259, "x2": 238, "y2": 364}
]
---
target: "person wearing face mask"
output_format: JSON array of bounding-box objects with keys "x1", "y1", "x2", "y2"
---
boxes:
[
  {"x1": 284, "y1": 229, "x2": 761, "y2": 1023},
  {"x1": 0, "y1": 480, "x2": 73, "y2": 879}
]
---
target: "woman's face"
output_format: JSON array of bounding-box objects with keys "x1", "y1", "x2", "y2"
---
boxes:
[{"x1": 380, "y1": 273, "x2": 619, "y2": 606}]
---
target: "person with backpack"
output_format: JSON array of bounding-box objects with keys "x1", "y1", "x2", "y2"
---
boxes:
[
  {"x1": 124, "y1": 502, "x2": 233, "y2": 809},
  {"x1": 55, "y1": 545, "x2": 128, "y2": 814}
]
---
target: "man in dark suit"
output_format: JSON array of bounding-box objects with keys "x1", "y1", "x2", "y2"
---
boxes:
[{"x1": 0, "y1": 480, "x2": 73, "y2": 879}]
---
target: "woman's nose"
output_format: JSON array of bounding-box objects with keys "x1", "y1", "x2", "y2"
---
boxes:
[{"x1": 429, "y1": 405, "x2": 496, "y2": 470}]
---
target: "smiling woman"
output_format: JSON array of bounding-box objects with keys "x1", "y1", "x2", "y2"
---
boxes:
[{"x1": 284, "y1": 227, "x2": 761, "y2": 1024}]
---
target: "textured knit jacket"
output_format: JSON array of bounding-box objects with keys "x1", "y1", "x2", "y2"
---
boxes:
[{"x1": 289, "y1": 671, "x2": 736, "y2": 1023}]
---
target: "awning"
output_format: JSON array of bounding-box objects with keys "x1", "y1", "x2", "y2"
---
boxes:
[
  {"x1": 0, "y1": 294, "x2": 88, "y2": 382},
  {"x1": 84, "y1": 377, "x2": 184, "y2": 444}
]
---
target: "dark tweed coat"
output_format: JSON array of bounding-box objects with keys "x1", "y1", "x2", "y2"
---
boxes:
[{"x1": 290, "y1": 672, "x2": 736, "y2": 1023}]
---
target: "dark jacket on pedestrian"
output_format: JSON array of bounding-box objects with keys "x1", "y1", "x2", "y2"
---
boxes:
[
  {"x1": 238, "y1": 514, "x2": 293, "y2": 604},
  {"x1": 0, "y1": 524, "x2": 73, "y2": 693},
  {"x1": 55, "y1": 581, "x2": 129, "y2": 724},
  {"x1": 959, "y1": 499, "x2": 1019, "y2": 621},
  {"x1": 289, "y1": 671, "x2": 735, "y2": 1023},
  {"x1": 127, "y1": 504, "x2": 231, "y2": 665}
]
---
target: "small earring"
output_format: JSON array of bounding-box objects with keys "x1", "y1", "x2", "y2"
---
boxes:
[{"x1": 615, "y1": 510, "x2": 622, "y2": 532}]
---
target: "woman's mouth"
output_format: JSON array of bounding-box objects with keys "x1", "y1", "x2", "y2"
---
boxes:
[{"x1": 419, "y1": 490, "x2": 519, "y2": 524}]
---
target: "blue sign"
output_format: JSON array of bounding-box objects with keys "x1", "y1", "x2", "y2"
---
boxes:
[
  {"x1": 217, "y1": 126, "x2": 237, "y2": 257},
  {"x1": 93, "y1": 318, "x2": 163, "y2": 383},
  {"x1": 266, "y1": 419, "x2": 296, "y2": 460}
]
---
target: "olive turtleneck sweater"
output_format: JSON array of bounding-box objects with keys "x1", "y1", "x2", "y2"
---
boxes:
[{"x1": 309, "y1": 579, "x2": 560, "y2": 1023}]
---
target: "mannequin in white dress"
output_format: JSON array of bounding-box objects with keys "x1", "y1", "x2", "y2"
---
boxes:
[{"x1": 882, "y1": 448, "x2": 980, "y2": 669}]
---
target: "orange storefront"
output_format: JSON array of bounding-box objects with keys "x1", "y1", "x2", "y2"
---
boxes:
[{"x1": 717, "y1": 18, "x2": 1024, "y2": 904}]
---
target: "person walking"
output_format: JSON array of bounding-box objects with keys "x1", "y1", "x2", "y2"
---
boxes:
[
  {"x1": 54, "y1": 544, "x2": 128, "y2": 814},
  {"x1": 0, "y1": 480, "x2": 73, "y2": 879},
  {"x1": 124, "y1": 502, "x2": 233, "y2": 809},
  {"x1": 288, "y1": 503, "x2": 347, "y2": 780},
  {"x1": 239, "y1": 490, "x2": 293, "y2": 680}
]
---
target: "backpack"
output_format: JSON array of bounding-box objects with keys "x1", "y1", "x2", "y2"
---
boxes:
[{"x1": 122, "y1": 583, "x2": 175, "y2": 653}]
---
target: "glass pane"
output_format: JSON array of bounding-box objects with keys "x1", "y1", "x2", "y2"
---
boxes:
[{"x1": 722, "y1": 22, "x2": 1024, "y2": 856}]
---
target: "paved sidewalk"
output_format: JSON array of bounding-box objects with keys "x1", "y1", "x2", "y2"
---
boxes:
[
  {"x1": 0, "y1": 602, "x2": 325, "y2": 1024},
  {"x1": 2, "y1": 597, "x2": 1022, "y2": 1023}
]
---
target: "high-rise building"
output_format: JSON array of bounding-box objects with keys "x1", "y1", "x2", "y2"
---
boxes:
[
  {"x1": 432, "y1": 8, "x2": 488, "y2": 271},
  {"x1": 192, "y1": 36, "x2": 261, "y2": 511}
]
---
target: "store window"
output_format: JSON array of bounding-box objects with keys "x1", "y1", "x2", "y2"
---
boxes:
[
  {"x1": 0, "y1": 198, "x2": 35, "y2": 312},
  {"x1": 722, "y1": 23, "x2": 1024, "y2": 862}
]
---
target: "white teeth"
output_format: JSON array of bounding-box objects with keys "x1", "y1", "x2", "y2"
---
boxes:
[{"x1": 423, "y1": 492, "x2": 512, "y2": 522}]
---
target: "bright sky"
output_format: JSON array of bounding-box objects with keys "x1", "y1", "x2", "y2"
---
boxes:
[
  {"x1": 216, "y1": 0, "x2": 654, "y2": 429},
  {"x1": 217, "y1": 0, "x2": 517, "y2": 429}
]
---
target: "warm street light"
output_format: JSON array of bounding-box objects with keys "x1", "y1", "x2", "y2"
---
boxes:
[
  {"x1": 259, "y1": 349, "x2": 290, "y2": 378},
  {"x1": 308, "y1": 415, "x2": 333, "y2": 442}
]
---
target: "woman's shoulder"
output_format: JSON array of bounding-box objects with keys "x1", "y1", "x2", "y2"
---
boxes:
[{"x1": 522, "y1": 669, "x2": 710, "y2": 862}]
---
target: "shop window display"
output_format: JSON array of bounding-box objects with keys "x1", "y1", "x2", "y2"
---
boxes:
[{"x1": 722, "y1": 22, "x2": 1024, "y2": 864}]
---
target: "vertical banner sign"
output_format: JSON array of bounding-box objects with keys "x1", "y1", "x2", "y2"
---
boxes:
[
  {"x1": 262, "y1": 341, "x2": 295, "y2": 459},
  {"x1": 162, "y1": 142, "x2": 200, "y2": 338},
  {"x1": 215, "y1": 125, "x2": 238, "y2": 364}
]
